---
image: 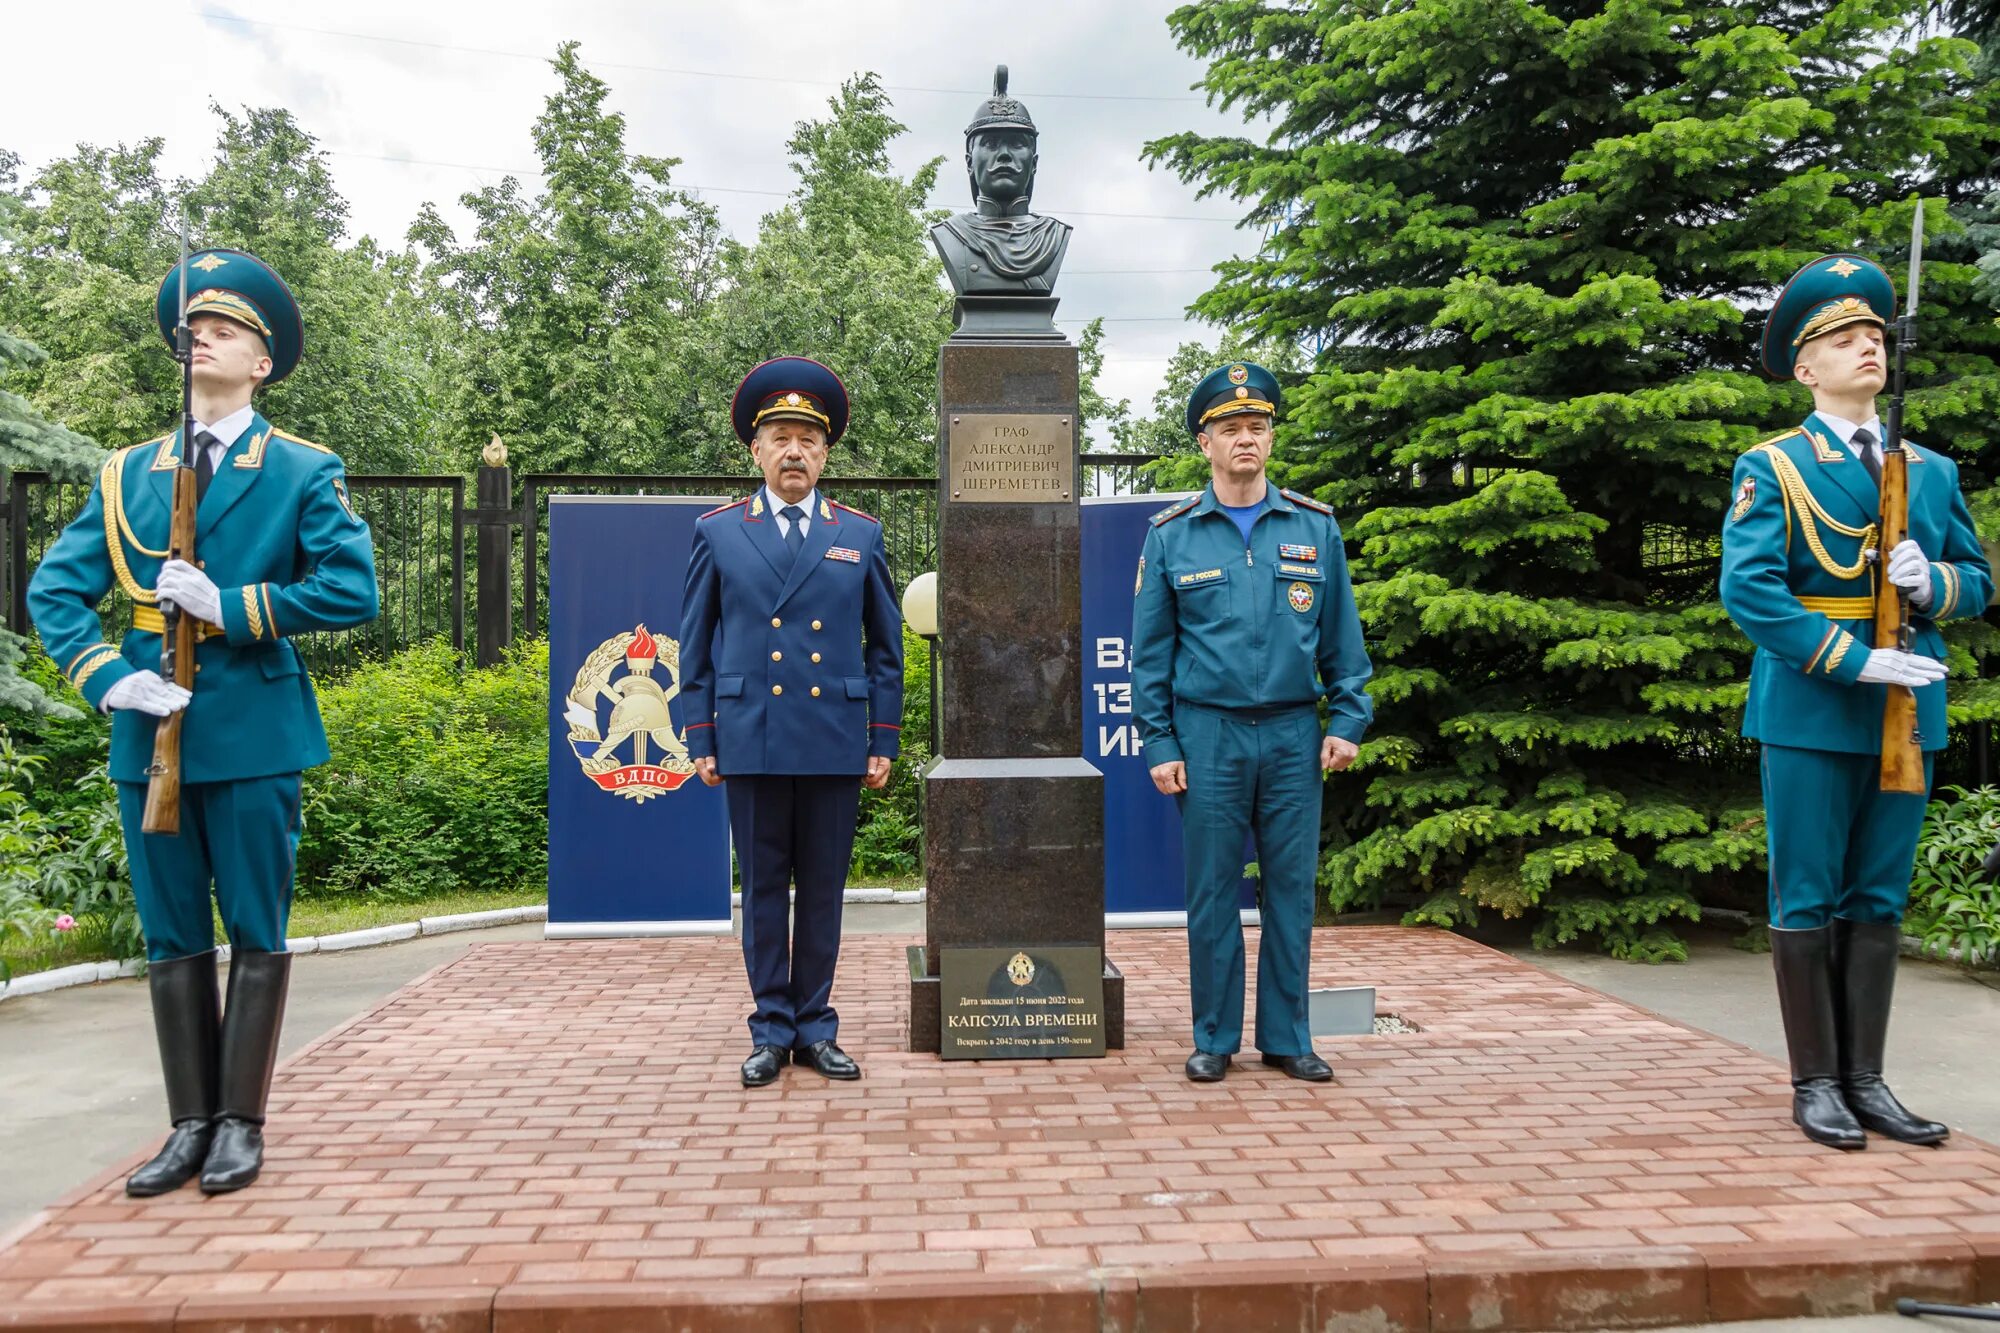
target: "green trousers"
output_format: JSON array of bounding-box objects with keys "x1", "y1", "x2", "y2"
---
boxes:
[
  {"x1": 117, "y1": 775, "x2": 303, "y2": 961},
  {"x1": 1173, "y1": 702, "x2": 1321, "y2": 1057},
  {"x1": 1760, "y1": 745, "x2": 1932, "y2": 929}
]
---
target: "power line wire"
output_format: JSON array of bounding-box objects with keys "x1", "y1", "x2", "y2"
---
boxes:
[
  {"x1": 322, "y1": 148, "x2": 1244, "y2": 223},
  {"x1": 196, "y1": 11, "x2": 1208, "y2": 103}
]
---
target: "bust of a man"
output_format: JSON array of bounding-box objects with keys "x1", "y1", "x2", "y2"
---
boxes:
[{"x1": 931, "y1": 66, "x2": 1072, "y2": 296}]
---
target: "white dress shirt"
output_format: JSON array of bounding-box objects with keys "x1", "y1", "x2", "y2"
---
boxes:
[
  {"x1": 1814, "y1": 410, "x2": 1885, "y2": 462},
  {"x1": 190, "y1": 403, "x2": 256, "y2": 471},
  {"x1": 763, "y1": 486, "x2": 818, "y2": 540}
]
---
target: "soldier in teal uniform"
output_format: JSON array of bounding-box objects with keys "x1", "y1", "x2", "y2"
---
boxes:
[
  {"x1": 1130, "y1": 363, "x2": 1373, "y2": 1084},
  {"x1": 28, "y1": 250, "x2": 378, "y2": 1193},
  {"x1": 1721, "y1": 253, "x2": 1990, "y2": 1149}
]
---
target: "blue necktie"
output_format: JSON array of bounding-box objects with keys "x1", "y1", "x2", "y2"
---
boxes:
[{"x1": 781, "y1": 505, "x2": 806, "y2": 563}]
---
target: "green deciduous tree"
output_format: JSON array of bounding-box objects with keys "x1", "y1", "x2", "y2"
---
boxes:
[
  {"x1": 409, "y1": 42, "x2": 721, "y2": 474},
  {"x1": 1151, "y1": 0, "x2": 2000, "y2": 958},
  {"x1": 702, "y1": 74, "x2": 952, "y2": 477}
]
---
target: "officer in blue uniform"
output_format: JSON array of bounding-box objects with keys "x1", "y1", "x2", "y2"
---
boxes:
[
  {"x1": 1721, "y1": 254, "x2": 1991, "y2": 1150},
  {"x1": 28, "y1": 250, "x2": 379, "y2": 1194},
  {"x1": 1131, "y1": 363, "x2": 1373, "y2": 1084},
  {"x1": 680, "y1": 357, "x2": 903, "y2": 1088}
]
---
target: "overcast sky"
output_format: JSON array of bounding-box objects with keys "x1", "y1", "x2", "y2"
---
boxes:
[{"x1": 7, "y1": 0, "x2": 1272, "y2": 424}]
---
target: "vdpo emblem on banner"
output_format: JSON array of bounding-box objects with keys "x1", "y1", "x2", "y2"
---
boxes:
[{"x1": 562, "y1": 624, "x2": 695, "y2": 801}]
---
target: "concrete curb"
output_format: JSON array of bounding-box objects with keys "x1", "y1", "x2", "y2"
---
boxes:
[
  {"x1": 730, "y1": 888, "x2": 925, "y2": 906},
  {"x1": 1696, "y1": 904, "x2": 1997, "y2": 970},
  {"x1": 0, "y1": 904, "x2": 552, "y2": 1004}
]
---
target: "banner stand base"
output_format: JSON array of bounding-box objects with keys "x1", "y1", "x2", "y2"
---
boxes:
[{"x1": 544, "y1": 920, "x2": 734, "y2": 940}]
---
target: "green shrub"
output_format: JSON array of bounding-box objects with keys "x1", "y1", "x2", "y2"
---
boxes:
[
  {"x1": 853, "y1": 627, "x2": 930, "y2": 880},
  {"x1": 1909, "y1": 785, "x2": 2000, "y2": 966},
  {"x1": 300, "y1": 638, "x2": 549, "y2": 900},
  {"x1": 0, "y1": 728, "x2": 138, "y2": 980}
]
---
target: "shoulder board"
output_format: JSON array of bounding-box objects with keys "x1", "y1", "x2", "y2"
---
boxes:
[
  {"x1": 831, "y1": 500, "x2": 879, "y2": 523},
  {"x1": 1282, "y1": 488, "x2": 1334, "y2": 515},
  {"x1": 1151, "y1": 497, "x2": 1199, "y2": 527},
  {"x1": 270, "y1": 428, "x2": 336, "y2": 457},
  {"x1": 1745, "y1": 428, "x2": 1804, "y2": 454},
  {"x1": 699, "y1": 497, "x2": 751, "y2": 520}
]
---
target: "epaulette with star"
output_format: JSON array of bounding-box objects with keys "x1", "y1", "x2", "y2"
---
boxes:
[
  {"x1": 1282, "y1": 488, "x2": 1333, "y2": 515},
  {"x1": 831, "y1": 500, "x2": 879, "y2": 524},
  {"x1": 1151, "y1": 496, "x2": 1199, "y2": 526},
  {"x1": 698, "y1": 497, "x2": 751, "y2": 520}
]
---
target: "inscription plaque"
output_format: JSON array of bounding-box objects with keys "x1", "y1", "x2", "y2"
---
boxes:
[
  {"x1": 939, "y1": 945, "x2": 1106, "y2": 1059},
  {"x1": 947, "y1": 413, "x2": 1074, "y2": 504}
]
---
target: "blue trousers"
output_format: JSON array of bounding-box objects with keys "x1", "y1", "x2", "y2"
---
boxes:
[
  {"x1": 726, "y1": 774, "x2": 860, "y2": 1050},
  {"x1": 1760, "y1": 745, "x2": 1932, "y2": 929},
  {"x1": 116, "y1": 775, "x2": 303, "y2": 962},
  {"x1": 1173, "y1": 702, "x2": 1321, "y2": 1057}
]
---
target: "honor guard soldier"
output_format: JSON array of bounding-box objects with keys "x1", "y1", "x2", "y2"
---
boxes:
[
  {"x1": 1721, "y1": 254, "x2": 1989, "y2": 1149},
  {"x1": 680, "y1": 358, "x2": 904, "y2": 1088},
  {"x1": 1130, "y1": 363, "x2": 1373, "y2": 1084},
  {"x1": 27, "y1": 250, "x2": 379, "y2": 1193}
]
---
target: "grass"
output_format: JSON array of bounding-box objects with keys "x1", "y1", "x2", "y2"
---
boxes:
[{"x1": 3, "y1": 875, "x2": 926, "y2": 981}]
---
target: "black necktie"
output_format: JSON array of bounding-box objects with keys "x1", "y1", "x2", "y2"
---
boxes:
[
  {"x1": 781, "y1": 505, "x2": 807, "y2": 563},
  {"x1": 193, "y1": 430, "x2": 220, "y2": 503},
  {"x1": 1855, "y1": 427, "x2": 1882, "y2": 486}
]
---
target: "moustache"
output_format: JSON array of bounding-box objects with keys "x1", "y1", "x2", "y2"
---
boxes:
[{"x1": 779, "y1": 460, "x2": 810, "y2": 473}]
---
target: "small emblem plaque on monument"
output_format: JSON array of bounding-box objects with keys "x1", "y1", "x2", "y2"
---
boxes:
[
  {"x1": 939, "y1": 946, "x2": 1106, "y2": 1059},
  {"x1": 947, "y1": 413, "x2": 1074, "y2": 504}
]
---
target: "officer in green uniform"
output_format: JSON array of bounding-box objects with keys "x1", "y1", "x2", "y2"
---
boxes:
[
  {"x1": 28, "y1": 250, "x2": 378, "y2": 1194},
  {"x1": 1130, "y1": 363, "x2": 1373, "y2": 1084},
  {"x1": 1721, "y1": 253, "x2": 1990, "y2": 1150}
]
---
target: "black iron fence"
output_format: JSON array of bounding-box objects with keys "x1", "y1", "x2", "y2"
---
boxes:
[{"x1": 2, "y1": 454, "x2": 1162, "y2": 677}]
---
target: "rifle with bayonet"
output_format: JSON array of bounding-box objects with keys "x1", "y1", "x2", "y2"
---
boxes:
[
  {"x1": 141, "y1": 218, "x2": 198, "y2": 835},
  {"x1": 1876, "y1": 204, "x2": 1926, "y2": 795}
]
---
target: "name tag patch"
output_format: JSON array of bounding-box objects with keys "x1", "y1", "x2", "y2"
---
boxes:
[
  {"x1": 1278, "y1": 563, "x2": 1321, "y2": 578},
  {"x1": 825, "y1": 546, "x2": 862, "y2": 563},
  {"x1": 1278, "y1": 543, "x2": 1318, "y2": 561},
  {"x1": 1177, "y1": 568, "x2": 1224, "y2": 587}
]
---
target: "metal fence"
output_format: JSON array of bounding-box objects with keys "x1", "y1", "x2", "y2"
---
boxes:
[{"x1": 3, "y1": 454, "x2": 1161, "y2": 676}]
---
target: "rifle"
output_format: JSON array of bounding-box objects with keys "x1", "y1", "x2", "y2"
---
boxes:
[
  {"x1": 1876, "y1": 204, "x2": 1926, "y2": 795},
  {"x1": 141, "y1": 219, "x2": 198, "y2": 835}
]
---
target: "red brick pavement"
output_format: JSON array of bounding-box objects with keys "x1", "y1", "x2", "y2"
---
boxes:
[{"x1": 4, "y1": 927, "x2": 1998, "y2": 1332}]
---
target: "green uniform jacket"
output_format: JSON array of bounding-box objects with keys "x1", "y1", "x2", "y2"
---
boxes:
[
  {"x1": 1719, "y1": 414, "x2": 1991, "y2": 755},
  {"x1": 1130, "y1": 483, "x2": 1373, "y2": 766},
  {"x1": 27, "y1": 414, "x2": 379, "y2": 783}
]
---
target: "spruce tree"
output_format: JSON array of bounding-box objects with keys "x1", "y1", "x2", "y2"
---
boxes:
[{"x1": 1149, "y1": 0, "x2": 2000, "y2": 958}]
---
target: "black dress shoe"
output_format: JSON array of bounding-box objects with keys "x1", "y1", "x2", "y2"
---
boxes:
[
  {"x1": 127, "y1": 1121, "x2": 214, "y2": 1197},
  {"x1": 795, "y1": 1039, "x2": 860, "y2": 1080},
  {"x1": 1185, "y1": 1051, "x2": 1229, "y2": 1082},
  {"x1": 1793, "y1": 1080, "x2": 1867, "y2": 1151},
  {"x1": 741, "y1": 1045, "x2": 789, "y2": 1087},
  {"x1": 1261, "y1": 1052, "x2": 1335, "y2": 1082},
  {"x1": 199, "y1": 1117, "x2": 265, "y2": 1194}
]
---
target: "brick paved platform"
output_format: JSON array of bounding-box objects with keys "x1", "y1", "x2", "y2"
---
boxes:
[{"x1": 4, "y1": 927, "x2": 1998, "y2": 1332}]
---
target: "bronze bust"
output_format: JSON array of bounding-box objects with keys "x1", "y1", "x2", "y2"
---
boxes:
[{"x1": 932, "y1": 66, "x2": 1072, "y2": 297}]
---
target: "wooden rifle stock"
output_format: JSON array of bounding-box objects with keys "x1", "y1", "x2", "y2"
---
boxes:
[
  {"x1": 1876, "y1": 447, "x2": 1925, "y2": 793},
  {"x1": 141, "y1": 465, "x2": 199, "y2": 833}
]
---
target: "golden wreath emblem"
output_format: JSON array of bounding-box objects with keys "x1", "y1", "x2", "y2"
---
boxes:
[
  {"x1": 1007, "y1": 951, "x2": 1036, "y2": 987},
  {"x1": 562, "y1": 624, "x2": 697, "y2": 802}
]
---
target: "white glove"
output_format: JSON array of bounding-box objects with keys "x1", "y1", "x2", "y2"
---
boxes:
[
  {"x1": 100, "y1": 670, "x2": 192, "y2": 716},
  {"x1": 1885, "y1": 540, "x2": 1934, "y2": 608},
  {"x1": 155, "y1": 560, "x2": 222, "y2": 625},
  {"x1": 1856, "y1": 649, "x2": 1948, "y2": 687}
]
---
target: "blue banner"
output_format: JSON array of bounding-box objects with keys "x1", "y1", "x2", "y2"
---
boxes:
[
  {"x1": 1080, "y1": 494, "x2": 1257, "y2": 925},
  {"x1": 547, "y1": 496, "x2": 733, "y2": 935}
]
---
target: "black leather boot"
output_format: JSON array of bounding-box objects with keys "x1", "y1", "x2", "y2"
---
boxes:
[
  {"x1": 126, "y1": 952, "x2": 220, "y2": 1197},
  {"x1": 201, "y1": 950, "x2": 291, "y2": 1194},
  {"x1": 1833, "y1": 918, "x2": 1948, "y2": 1145},
  {"x1": 1769, "y1": 925, "x2": 1866, "y2": 1150}
]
